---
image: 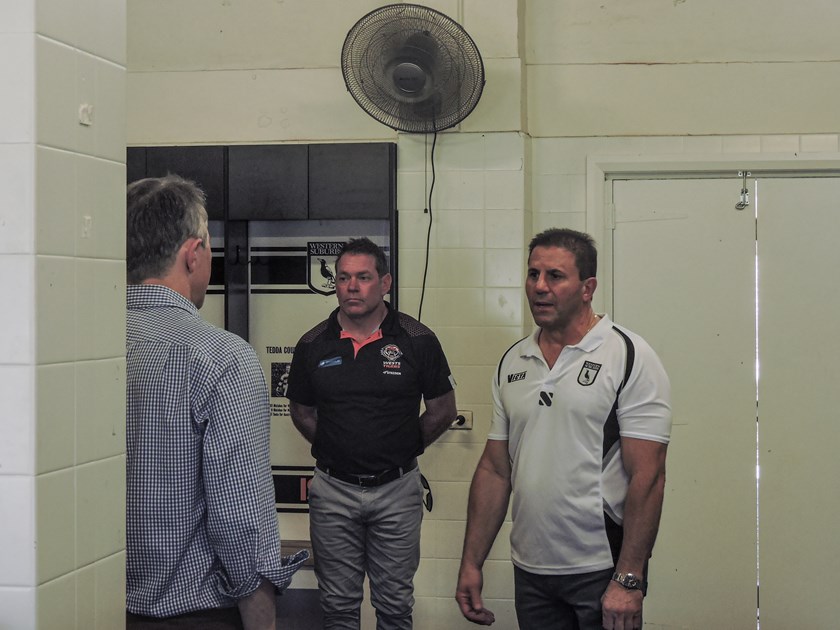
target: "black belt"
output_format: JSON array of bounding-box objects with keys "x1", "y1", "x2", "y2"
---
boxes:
[{"x1": 316, "y1": 458, "x2": 417, "y2": 487}]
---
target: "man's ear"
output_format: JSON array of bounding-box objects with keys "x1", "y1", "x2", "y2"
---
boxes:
[
  {"x1": 380, "y1": 272, "x2": 393, "y2": 295},
  {"x1": 582, "y1": 277, "x2": 598, "y2": 302},
  {"x1": 183, "y1": 238, "x2": 202, "y2": 273}
]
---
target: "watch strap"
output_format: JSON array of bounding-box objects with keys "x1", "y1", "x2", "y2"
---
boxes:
[{"x1": 611, "y1": 571, "x2": 647, "y2": 595}]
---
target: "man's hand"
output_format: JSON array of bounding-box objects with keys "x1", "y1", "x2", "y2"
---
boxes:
[
  {"x1": 455, "y1": 563, "x2": 496, "y2": 625},
  {"x1": 600, "y1": 580, "x2": 643, "y2": 630}
]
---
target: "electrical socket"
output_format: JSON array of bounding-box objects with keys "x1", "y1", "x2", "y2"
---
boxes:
[{"x1": 450, "y1": 410, "x2": 473, "y2": 430}]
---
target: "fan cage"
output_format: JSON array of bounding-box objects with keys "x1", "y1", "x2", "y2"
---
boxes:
[{"x1": 342, "y1": 3, "x2": 485, "y2": 133}]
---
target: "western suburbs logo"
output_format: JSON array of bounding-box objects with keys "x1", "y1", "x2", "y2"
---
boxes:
[{"x1": 577, "y1": 361, "x2": 602, "y2": 386}]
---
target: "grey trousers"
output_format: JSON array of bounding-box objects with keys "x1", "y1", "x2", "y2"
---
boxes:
[{"x1": 308, "y1": 467, "x2": 424, "y2": 630}]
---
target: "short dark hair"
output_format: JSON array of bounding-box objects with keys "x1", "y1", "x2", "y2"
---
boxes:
[
  {"x1": 528, "y1": 228, "x2": 597, "y2": 280},
  {"x1": 335, "y1": 237, "x2": 389, "y2": 277},
  {"x1": 126, "y1": 175, "x2": 208, "y2": 284}
]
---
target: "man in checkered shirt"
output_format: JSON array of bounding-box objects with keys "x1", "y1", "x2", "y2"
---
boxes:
[{"x1": 125, "y1": 175, "x2": 307, "y2": 629}]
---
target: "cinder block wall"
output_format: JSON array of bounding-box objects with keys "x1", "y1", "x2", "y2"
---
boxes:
[{"x1": 0, "y1": 1, "x2": 127, "y2": 628}]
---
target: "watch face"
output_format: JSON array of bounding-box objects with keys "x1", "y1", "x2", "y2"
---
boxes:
[{"x1": 614, "y1": 572, "x2": 642, "y2": 590}]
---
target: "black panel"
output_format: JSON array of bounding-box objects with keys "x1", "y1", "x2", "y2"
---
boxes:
[
  {"x1": 210, "y1": 254, "x2": 225, "y2": 286},
  {"x1": 224, "y1": 221, "x2": 250, "y2": 341},
  {"x1": 250, "y1": 255, "x2": 307, "y2": 286},
  {"x1": 309, "y1": 143, "x2": 396, "y2": 220},
  {"x1": 145, "y1": 146, "x2": 226, "y2": 220},
  {"x1": 228, "y1": 145, "x2": 308, "y2": 220},
  {"x1": 126, "y1": 147, "x2": 146, "y2": 185}
]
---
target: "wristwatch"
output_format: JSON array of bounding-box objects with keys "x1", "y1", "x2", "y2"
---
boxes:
[{"x1": 611, "y1": 571, "x2": 647, "y2": 595}]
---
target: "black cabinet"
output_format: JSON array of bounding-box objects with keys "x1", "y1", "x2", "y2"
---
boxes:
[
  {"x1": 127, "y1": 143, "x2": 395, "y2": 222},
  {"x1": 144, "y1": 146, "x2": 226, "y2": 220},
  {"x1": 309, "y1": 143, "x2": 396, "y2": 220},
  {"x1": 126, "y1": 147, "x2": 146, "y2": 185},
  {"x1": 228, "y1": 145, "x2": 308, "y2": 220}
]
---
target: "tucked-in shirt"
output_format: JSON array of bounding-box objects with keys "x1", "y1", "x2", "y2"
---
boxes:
[
  {"x1": 286, "y1": 303, "x2": 454, "y2": 474},
  {"x1": 126, "y1": 284, "x2": 306, "y2": 617}
]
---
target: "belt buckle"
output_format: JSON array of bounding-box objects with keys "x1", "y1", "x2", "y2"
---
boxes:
[{"x1": 357, "y1": 474, "x2": 378, "y2": 487}]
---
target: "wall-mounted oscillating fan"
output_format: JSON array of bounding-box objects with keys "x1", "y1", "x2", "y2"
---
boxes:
[{"x1": 341, "y1": 3, "x2": 485, "y2": 133}]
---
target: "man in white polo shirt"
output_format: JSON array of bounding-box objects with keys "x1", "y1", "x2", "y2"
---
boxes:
[{"x1": 456, "y1": 228, "x2": 671, "y2": 630}]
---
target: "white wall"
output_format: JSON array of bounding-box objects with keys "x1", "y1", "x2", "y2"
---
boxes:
[
  {"x1": 125, "y1": 1, "x2": 840, "y2": 628},
  {"x1": 526, "y1": 0, "x2": 840, "y2": 137},
  {"x1": 0, "y1": 1, "x2": 127, "y2": 629}
]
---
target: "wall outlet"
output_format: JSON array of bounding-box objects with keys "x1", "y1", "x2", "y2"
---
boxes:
[{"x1": 450, "y1": 410, "x2": 473, "y2": 430}]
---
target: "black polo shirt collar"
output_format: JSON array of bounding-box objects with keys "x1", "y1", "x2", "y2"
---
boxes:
[{"x1": 325, "y1": 301, "x2": 401, "y2": 338}]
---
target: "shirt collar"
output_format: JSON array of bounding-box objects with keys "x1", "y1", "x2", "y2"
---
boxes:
[
  {"x1": 521, "y1": 313, "x2": 613, "y2": 358},
  {"x1": 327, "y1": 301, "x2": 398, "y2": 337},
  {"x1": 126, "y1": 284, "x2": 198, "y2": 316}
]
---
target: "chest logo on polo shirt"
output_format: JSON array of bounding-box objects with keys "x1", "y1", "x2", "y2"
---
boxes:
[
  {"x1": 577, "y1": 361, "x2": 602, "y2": 386},
  {"x1": 507, "y1": 371, "x2": 527, "y2": 383},
  {"x1": 381, "y1": 344, "x2": 403, "y2": 373},
  {"x1": 381, "y1": 344, "x2": 402, "y2": 360}
]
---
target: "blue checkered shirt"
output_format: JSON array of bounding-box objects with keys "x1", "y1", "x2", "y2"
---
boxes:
[{"x1": 126, "y1": 285, "x2": 307, "y2": 617}]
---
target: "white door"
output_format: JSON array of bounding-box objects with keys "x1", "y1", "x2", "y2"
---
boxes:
[
  {"x1": 756, "y1": 178, "x2": 840, "y2": 629},
  {"x1": 612, "y1": 175, "x2": 840, "y2": 629},
  {"x1": 612, "y1": 178, "x2": 758, "y2": 629}
]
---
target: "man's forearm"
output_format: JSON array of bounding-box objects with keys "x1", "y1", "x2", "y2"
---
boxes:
[
  {"x1": 615, "y1": 469, "x2": 666, "y2": 574},
  {"x1": 420, "y1": 390, "x2": 457, "y2": 447},
  {"x1": 420, "y1": 410, "x2": 453, "y2": 447},
  {"x1": 237, "y1": 580, "x2": 276, "y2": 630},
  {"x1": 289, "y1": 402, "x2": 317, "y2": 444},
  {"x1": 461, "y1": 466, "x2": 511, "y2": 570}
]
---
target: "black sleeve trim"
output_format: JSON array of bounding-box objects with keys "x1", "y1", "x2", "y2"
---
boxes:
[
  {"x1": 496, "y1": 336, "x2": 529, "y2": 386},
  {"x1": 611, "y1": 326, "x2": 635, "y2": 397}
]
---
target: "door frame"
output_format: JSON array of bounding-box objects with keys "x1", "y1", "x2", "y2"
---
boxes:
[{"x1": 584, "y1": 151, "x2": 840, "y2": 315}]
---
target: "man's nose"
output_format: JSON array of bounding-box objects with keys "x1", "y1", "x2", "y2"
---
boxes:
[{"x1": 533, "y1": 274, "x2": 548, "y2": 292}]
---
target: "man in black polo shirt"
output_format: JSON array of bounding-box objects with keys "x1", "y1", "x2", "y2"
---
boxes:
[{"x1": 287, "y1": 237, "x2": 457, "y2": 629}]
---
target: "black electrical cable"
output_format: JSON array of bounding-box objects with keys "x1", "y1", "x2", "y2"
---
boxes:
[{"x1": 417, "y1": 130, "x2": 438, "y2": 322}]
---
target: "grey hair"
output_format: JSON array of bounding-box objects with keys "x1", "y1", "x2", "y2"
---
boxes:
[{"x1": 126, "y1": 175, "x2": 208, "y2": 284}]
